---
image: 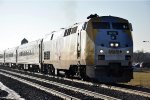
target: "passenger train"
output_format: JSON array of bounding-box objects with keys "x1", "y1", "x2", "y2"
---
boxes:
[{"x1": 0, "y1": 14, "x2": 133, "y2": 82}]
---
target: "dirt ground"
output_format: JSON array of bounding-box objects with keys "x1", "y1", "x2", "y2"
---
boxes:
[{"x1": 127, "y1": 69, "x2": 150, "y2": 88}]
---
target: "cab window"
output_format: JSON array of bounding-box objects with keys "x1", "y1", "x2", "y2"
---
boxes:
[
  {"x1": 92, "y1": 22, "x2": 110, "y2": 29},
  {"x1": 112, "y1": 23, "x2": 129, "y2": 30},
  {"x1": 82, "y1": 22, "x2": 87, "y2": 30}
]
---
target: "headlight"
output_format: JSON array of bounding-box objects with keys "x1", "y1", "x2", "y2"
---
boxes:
[
  {"x1": 100, "y1": 50, "x2": 104, "y2": 53},
  {"x1": 110, "y1": 42, "x2": 119, "y2": 47},
  {"x1": 115, "y1": 43, "x2": 119, "y2": 47},
  {"x1": 126, "y1": 50, "x2": 130, "y2": 54},
  {"x1": 110, "y1": 43, "x2": 114, "y2": 47}
]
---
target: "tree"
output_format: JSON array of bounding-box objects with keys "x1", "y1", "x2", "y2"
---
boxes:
[
  {"x1": 133, "y1": 50, "x2": 150, "y2": 68},
  {"x1": 133, "y1": 50, "x2": 145, "y2": 63}
]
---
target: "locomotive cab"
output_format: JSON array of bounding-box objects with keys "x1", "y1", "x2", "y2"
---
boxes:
[{"x1": 84, "y1": 16, "x2": 133, "y2": 82}]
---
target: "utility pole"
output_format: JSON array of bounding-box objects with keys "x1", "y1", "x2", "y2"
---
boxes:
[{"x1": 143, "y1": 40, "x2": 150, "y2": 52}]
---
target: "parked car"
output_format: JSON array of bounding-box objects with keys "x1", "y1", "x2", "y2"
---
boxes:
[{"x1": 140, "y1": 62, "x2": 150, "y2": 68}]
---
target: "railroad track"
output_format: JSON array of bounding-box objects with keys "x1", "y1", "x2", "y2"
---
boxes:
[
  {"x1": 9, "y1": 68, "x2": 150, "y2": 97},
  {"x1": 0, "y1": 72, "x2": 79, "y2": 100},
  {"x1": 0, "y1": 68, "x2": 119, "y2": 100},
  {"x1": 0, "y1": 66, "x2": 150, "y2": 100},
  {"x1": 98, "y1": 83, "x2": 150, "y2": 98},
  {"x1": 71, "y1": 78, "x2": 150, "y2": 99}
]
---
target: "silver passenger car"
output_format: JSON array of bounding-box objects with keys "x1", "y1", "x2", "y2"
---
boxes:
[
  {"x1": 0, "y1": 51, "x2": 4, "y2": 65},
  {"x1": 4, "y1": 47, "x2": 18, "y2": 67},
  {"x1": 17, "y1": 39, "x2": 42, "y2": 71}
]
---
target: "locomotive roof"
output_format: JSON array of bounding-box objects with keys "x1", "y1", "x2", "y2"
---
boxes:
[
  {"x1": 43, "y1": 21, "x2": 84, "y2": 41},
  {"x1": 99, "y1": 16, "x2": 129, "y2": 21},
  {"x1": 44, "y1": 15, "x2": 129, "y2": 41}
]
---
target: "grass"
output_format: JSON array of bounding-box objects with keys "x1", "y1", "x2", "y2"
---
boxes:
[{"x1": 127, "y1": 69, "x2": 150, "y2": 88}]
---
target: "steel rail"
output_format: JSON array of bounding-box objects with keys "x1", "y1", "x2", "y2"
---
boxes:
[
  {"x1": 0, "y1": 71, "x2": 79, "y2": 100},
  {"x1": 1, "y1": 68, "x2": 150, "y2": 98},
  {"x1": 6, "y1": 68, "x2": 94, "y2": 85},
  {"x1": 100, "y1": 84, "x2": 150, "y2": 98},
  {"x1": 0, "y1": 69, "x2": 119, "y2": 100}
]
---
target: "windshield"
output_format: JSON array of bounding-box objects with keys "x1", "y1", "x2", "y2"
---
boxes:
[
  {"x1": 112, "y1": 23, "x2": 129, "y2": 30},
  {"x1": 92, "y1": 22, "x2": 110, "y2": 29}
]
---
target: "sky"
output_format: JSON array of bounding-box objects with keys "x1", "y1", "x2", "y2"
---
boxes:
[{"x1": 0, "y1": 0, "x2": 150, "y2": 52}]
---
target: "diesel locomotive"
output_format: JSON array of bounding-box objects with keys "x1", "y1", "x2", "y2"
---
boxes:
[{"x1": 0, "y1": 14, "x2": 133, "y2": 82}]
